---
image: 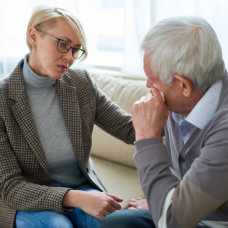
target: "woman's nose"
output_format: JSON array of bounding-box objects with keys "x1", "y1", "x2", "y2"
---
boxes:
[{"x1": 63, "y1": 49, "x2": 74, "y2": 61}]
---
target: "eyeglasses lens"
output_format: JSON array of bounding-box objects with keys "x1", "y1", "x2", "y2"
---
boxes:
[
  {"x1": 57, "y1": 40, "x2": 84, "y2": 59},
  {"x1": 73, "y1": 49, "x2": 84, "y2": 59}
]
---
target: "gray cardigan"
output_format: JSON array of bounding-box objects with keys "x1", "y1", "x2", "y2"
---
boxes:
[{"x1": 134, "y1": 73, "x2": 228, "y2": 228}]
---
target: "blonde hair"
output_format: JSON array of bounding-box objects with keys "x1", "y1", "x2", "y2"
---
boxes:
[{"x1": 26, "y1": 5, "x2": 88, "y2": 60}]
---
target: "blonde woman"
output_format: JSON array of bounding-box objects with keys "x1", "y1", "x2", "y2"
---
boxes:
[{"x1": 0, "y1": 5, "x2": 153, "y2": 228}]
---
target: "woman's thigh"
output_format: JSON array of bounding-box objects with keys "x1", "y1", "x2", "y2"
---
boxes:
[
  {"x1": 15, "y1": 210, "x2": 74, "y2": 228},
  {"x1": 66, "y1": 207, "x2": 101, "y2": 228},
  {"x1": 16, "y1": 206, "x2": 101, "y2": 228}
]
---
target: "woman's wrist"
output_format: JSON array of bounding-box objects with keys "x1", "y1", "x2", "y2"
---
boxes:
[{"x1": 62, "y1": 190, "x2": 86, "y2": 208}]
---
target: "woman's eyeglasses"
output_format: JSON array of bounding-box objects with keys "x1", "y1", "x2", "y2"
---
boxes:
[{"x1": 36, "y1": 28, "x2": 85, "y2": 59}]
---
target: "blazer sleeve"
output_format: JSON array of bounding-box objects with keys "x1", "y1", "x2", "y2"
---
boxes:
[
  {"x1": 0, "y1": 77, "x2": 71, "y2": 213},
  {"x1": 0, "y1": 114, "x2": 71, "y2": 213},
  {"x1": 83, "y1": 70, "x2": 135, "y2": 144}
]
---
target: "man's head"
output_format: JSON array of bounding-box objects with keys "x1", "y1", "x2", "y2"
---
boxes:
[
  {"x1": 142, "y1": 17, "x2": 226, "y2": 115},
  {"x1": 142, "y1": 16, "x2": 225, "y2": 91}
]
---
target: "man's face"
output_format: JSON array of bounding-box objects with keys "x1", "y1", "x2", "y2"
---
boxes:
[{"x1": 143, "y1": 53, "x2": 186, "y2": 114}]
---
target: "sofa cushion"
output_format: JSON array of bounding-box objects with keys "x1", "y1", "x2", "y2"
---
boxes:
[{"x1": 90, "y1": 72, "x2": 148, "y2": 168}]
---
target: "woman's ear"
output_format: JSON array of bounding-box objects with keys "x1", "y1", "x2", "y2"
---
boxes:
[
  {"x1": 174, "y1": 74, "x2": 194, "y2": 97},
  {"x1": 28, "y1": 27, "x2": 38, "y2": 48}
]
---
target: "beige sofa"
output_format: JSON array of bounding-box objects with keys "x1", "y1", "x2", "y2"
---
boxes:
[{"x1": 90, "y1": 71, "x2": 149, "y2": 208}]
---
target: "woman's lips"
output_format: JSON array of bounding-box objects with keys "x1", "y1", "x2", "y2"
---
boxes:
[{"x1": 57, "y1": 65, "x2": 67, "y2": 72}]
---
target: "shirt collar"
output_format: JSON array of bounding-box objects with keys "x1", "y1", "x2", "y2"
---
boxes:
[{"x1": 172, "y1": 80, "x2": 222, "y2": 130}]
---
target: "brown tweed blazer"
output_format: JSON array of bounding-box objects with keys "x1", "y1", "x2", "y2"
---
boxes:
[{"x1": 0, "y1": 59, "x2": 134, "y2": 228}]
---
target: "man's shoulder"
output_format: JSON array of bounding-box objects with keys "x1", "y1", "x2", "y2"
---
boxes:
[{"x1": 217, "y1": 74, "x2": 228, "y2": 110}]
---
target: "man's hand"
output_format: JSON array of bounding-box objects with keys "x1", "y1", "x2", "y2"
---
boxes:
[
  {"x1": 132, "y1": 88, "x2": 168, "y2": 140},
  {"x1": 128, "y1": 198, "x2": 149, "y2": 210}
]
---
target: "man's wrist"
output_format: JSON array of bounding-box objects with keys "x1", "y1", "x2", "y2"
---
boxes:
[{"x1": 135, "y1": 132, "x2": 161, "y2": 141}]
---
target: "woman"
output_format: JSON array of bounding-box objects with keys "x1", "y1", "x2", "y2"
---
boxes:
[{"x1": 0, "y1": 5, "x2": 153, "y2": 228}]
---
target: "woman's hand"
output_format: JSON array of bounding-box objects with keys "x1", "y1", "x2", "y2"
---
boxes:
[
  {"x1": 63, "y1": 190, "x2": 123, "y2": 220},
  {"x1": 132, "y1": 88, "x2": 168, "y2": 140}
]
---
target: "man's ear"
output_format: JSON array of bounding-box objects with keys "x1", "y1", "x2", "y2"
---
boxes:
[
  {"x1": 174, "y1": 74, "x2": 194, "y2": 97},
  {"x1": 28, "y1": 27, "x2": 38, "y2": 48}
]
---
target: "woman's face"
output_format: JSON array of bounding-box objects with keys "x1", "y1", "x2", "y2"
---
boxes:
[{"x1": 28, "y1": 18, "x2": 81, "y2": 79}]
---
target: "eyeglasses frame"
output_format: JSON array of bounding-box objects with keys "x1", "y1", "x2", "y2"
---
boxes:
[{"x1": 36, "y1": 28, "x2": 85, "y2": 59}]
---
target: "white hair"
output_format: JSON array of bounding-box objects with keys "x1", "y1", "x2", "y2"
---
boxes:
[{"x1": 141, "y1": 17, "x2": 226, "y2": 91}]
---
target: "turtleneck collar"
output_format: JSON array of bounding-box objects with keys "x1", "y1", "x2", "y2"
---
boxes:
[{"x1": 23, "y1": 54, "x2": 56, "y2": 88}]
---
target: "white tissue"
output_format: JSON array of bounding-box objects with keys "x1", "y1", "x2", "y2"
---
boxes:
[
  {"x1": 146, "y1": 90, "x2": 165, "y2": 101},
  {"x1": 160, "y1": 91, "x2": 165, "y2": 101},
  {"x1": 146, "y1": 91, "x2": 153, "y2": 100}
]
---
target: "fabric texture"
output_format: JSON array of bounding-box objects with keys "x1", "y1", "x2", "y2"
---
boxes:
[
  {"x1": 0, "y1": 59, "x2": 135, "y2": 228},
  {"x1": 134, "y1": 74, "x2": 228, "y2": 228}
]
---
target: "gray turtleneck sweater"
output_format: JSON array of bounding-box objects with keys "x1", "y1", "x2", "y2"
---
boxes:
[{"x1": 22, "y1": 55, "x2": 88, "y2": 187}]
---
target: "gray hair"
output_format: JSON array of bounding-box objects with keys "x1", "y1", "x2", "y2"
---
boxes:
[{"x1": 141, "y1": 17, "x2": 225, "y2": 91}]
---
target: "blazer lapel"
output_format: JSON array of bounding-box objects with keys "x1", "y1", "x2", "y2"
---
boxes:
[
  {"x1": 55, "y1": 78, "x2": 85, "y2": 168},
  {"x1": 9, "y1": 64, "x2": 49, "y2": 175}
]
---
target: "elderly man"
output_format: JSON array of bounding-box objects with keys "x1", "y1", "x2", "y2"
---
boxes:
[{"x1": 131, "y1": 17, "x2": 228, "y2": 228}]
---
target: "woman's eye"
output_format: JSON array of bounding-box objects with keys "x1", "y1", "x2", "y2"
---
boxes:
[{"x1": 59, "y1": 40, "x2": 69, "y2": 49}]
